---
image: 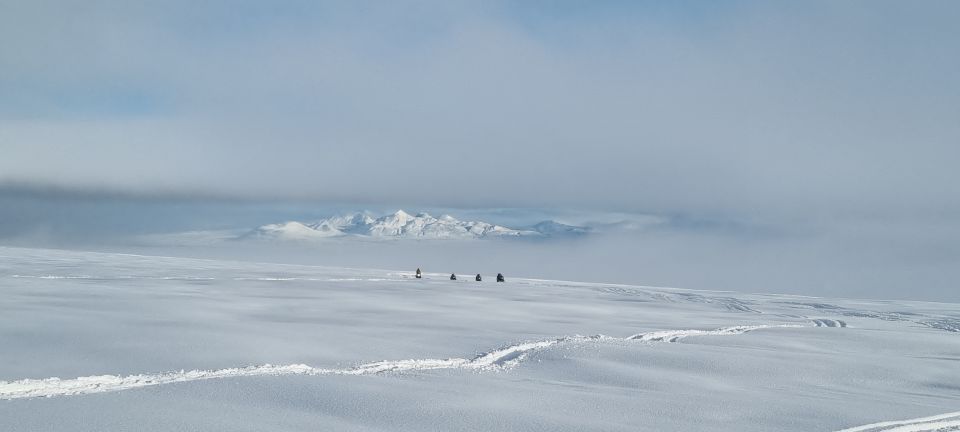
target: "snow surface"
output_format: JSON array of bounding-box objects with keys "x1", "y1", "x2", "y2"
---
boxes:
[
  {"x1": 0, "y1": 246, "x2": 958, "y2": 431},
  {"x1": 248, "y1": 210, "x2": 588, "y2": 240}
]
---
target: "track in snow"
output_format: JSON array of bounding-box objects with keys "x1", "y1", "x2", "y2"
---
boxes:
[
  {"x1": 596, "y1": 285, "x2": 761, "y2": 313},
  {"x1": 12, "y1": 273, "x2": 958, "y2": 333},
  {"x1": 778, "y1": 301, "x2": 960, "y2": 333},
  {"x1": 919, "y1": 318, "x2": 960, "y2": 333},
  {"x1": 835, "y1": 411, "x2": 960, "y2": 432},
  {"x1": 0, "y1": 324, "x2": 806, "y2": 400},
  {"x1": 627, "y1": 325, "x2": 801, "y2": 342},
  {"x1": 811, "y1": 319, "x2": 847, "y2": 328}
]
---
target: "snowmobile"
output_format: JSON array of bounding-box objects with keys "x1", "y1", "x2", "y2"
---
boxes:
[
  {"x1": 475, "y1": 274, "x2": 482, "y2": 282},
  {"x1": 496, "y1": 273, "x2": 505, "y2": 283},
  {"x1": 450, "y1": 273, "x2": 457, "y2": 281},
  {"x1": 416, "y1": 268, "x2": 422, "y2": 279}
]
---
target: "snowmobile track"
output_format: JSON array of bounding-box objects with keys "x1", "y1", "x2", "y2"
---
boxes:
[
  {"x1": 0, "y1": 324, "x2": 812, "y2": 400},
  {"x1": 835, "y1": 411, "x2": 960, "y2": 432},
  {"x1": 811, "y1": 319, "x2": 847, "y2": 328}
]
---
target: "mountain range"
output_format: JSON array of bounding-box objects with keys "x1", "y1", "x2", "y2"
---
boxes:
[{"x1": 249, "y1": 210, "x2": 590, "y2": 241}]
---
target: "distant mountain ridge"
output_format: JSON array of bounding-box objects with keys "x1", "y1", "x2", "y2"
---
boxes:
[{"x1": 250, "y1": 210, "x2": 590, "y2": 241}]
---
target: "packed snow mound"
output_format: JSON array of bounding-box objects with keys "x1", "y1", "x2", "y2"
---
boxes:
[
  {"x1": 250, "y1": 211, "x2": 590, "y2": 240},
  {"x1": 251, "y1": 221, "x2": 343, "y2": 240}
]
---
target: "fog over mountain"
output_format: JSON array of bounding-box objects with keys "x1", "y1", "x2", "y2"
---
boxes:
[
  {"x1": 2, "y1": 1, "x2": 958, "y2": 218},
  {"x1": 4, "y1": 4, "x2": 960, "y2": 432},
  {"x1": 1, "y1": 1, "x2": 959, "y2": 301}
]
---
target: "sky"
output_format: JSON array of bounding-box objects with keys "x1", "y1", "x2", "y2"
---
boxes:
[{"x1": 1, "y1": 1, "x2": 959, "y2": 301}]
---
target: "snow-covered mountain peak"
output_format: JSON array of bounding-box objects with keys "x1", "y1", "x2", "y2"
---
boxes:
[
  {"x1": 391, "y1": 209, "x2": 413, "y2": 222},
  {"x1": 252, "y1": 221, "x2": 342, "y2": 240},
  {"x1": 248, "y1": 210, "x2": 595, "y2": 241}
]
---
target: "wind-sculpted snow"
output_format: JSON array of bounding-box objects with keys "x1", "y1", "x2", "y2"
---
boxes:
[
  {"x1": 8, "y1": 274, "x2": 398, "y2": 283},
  {"x1": 0, "y1": 325, "x2": 804, "y2": 400},
  {"x1": 778, "y1": 301, "x2": 912, "y2": 321},
  {"x1": 2, "y1": 247, "x2": 958, "y2": 431},
  {"x1": 835, "y1": 411, "x2": 960, "y2": 432},
  {"x1": 670, "y1": 292, "x2": 761, "y2": 313},
  {"x1": 779, "y1": 301, "x2": 959, "y2": 333},
  {"x1": 627, "y1": 324, "x2": 802, "y2": 342},
  {"x1": 918, "y1": 318, "x2": 960, "y2": 333},
  {"x1": 596, "y1": 285, "x2": 761, "y2": 313},
  {"x1": 17, "y1": 268, "x2": 960, "y2": 335}
]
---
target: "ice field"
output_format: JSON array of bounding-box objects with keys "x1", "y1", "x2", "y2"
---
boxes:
[{"x1": 1, "y1": 246, "x2": 958, "y2": 431}]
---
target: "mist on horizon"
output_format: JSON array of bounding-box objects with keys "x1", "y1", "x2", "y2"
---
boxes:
[{"x1": 1, "y1": 1, "x2": 958, "y2": 302}]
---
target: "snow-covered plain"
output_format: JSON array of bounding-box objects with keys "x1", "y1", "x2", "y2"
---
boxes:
[{"x1": 0, "y1": 246, "x2": 957, "y2": 431}]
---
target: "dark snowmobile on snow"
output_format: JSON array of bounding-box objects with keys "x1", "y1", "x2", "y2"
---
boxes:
[
  {"x1": 450, "y1": 273, "x2": 457, "y2": 281},
  {"x1": 496, "y1": 273, "x2": 505, "y2": 283},
  {"x1": 415, "y1": 268, "x2": 422, "y2": 279},
  {"x1": 475, "y1": 274, "x2": 482, "y2": 282}
]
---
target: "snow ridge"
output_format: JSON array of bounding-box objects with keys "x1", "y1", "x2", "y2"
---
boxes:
[
  {"x1": 627, "y1": 324, "x2": 803, "y2": 342},
  {"x1": 0, "y1": 325, "x2": 806, "y2": 400},
  {"x1": 835, "y1": 411, "x2": 960, "y2": 432}
]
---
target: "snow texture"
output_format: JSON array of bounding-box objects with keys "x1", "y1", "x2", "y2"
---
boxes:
[
  {"x1": 1, "y1": 325, "x2": 802, "y2": 400},
  {"x1": 835, "y1": 411, "x2": 960, "y2": 432},
  {"x1": 0, "y1": 246, "x2": 958, "y2": 431}
]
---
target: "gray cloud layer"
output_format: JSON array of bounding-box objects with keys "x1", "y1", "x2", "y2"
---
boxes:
[
  {"x1": 2, "y1": 2, "x2": 959, "y2": 301},
  {"x1": 2, "y1": 1, "x2": 958, "y2": 218}
]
